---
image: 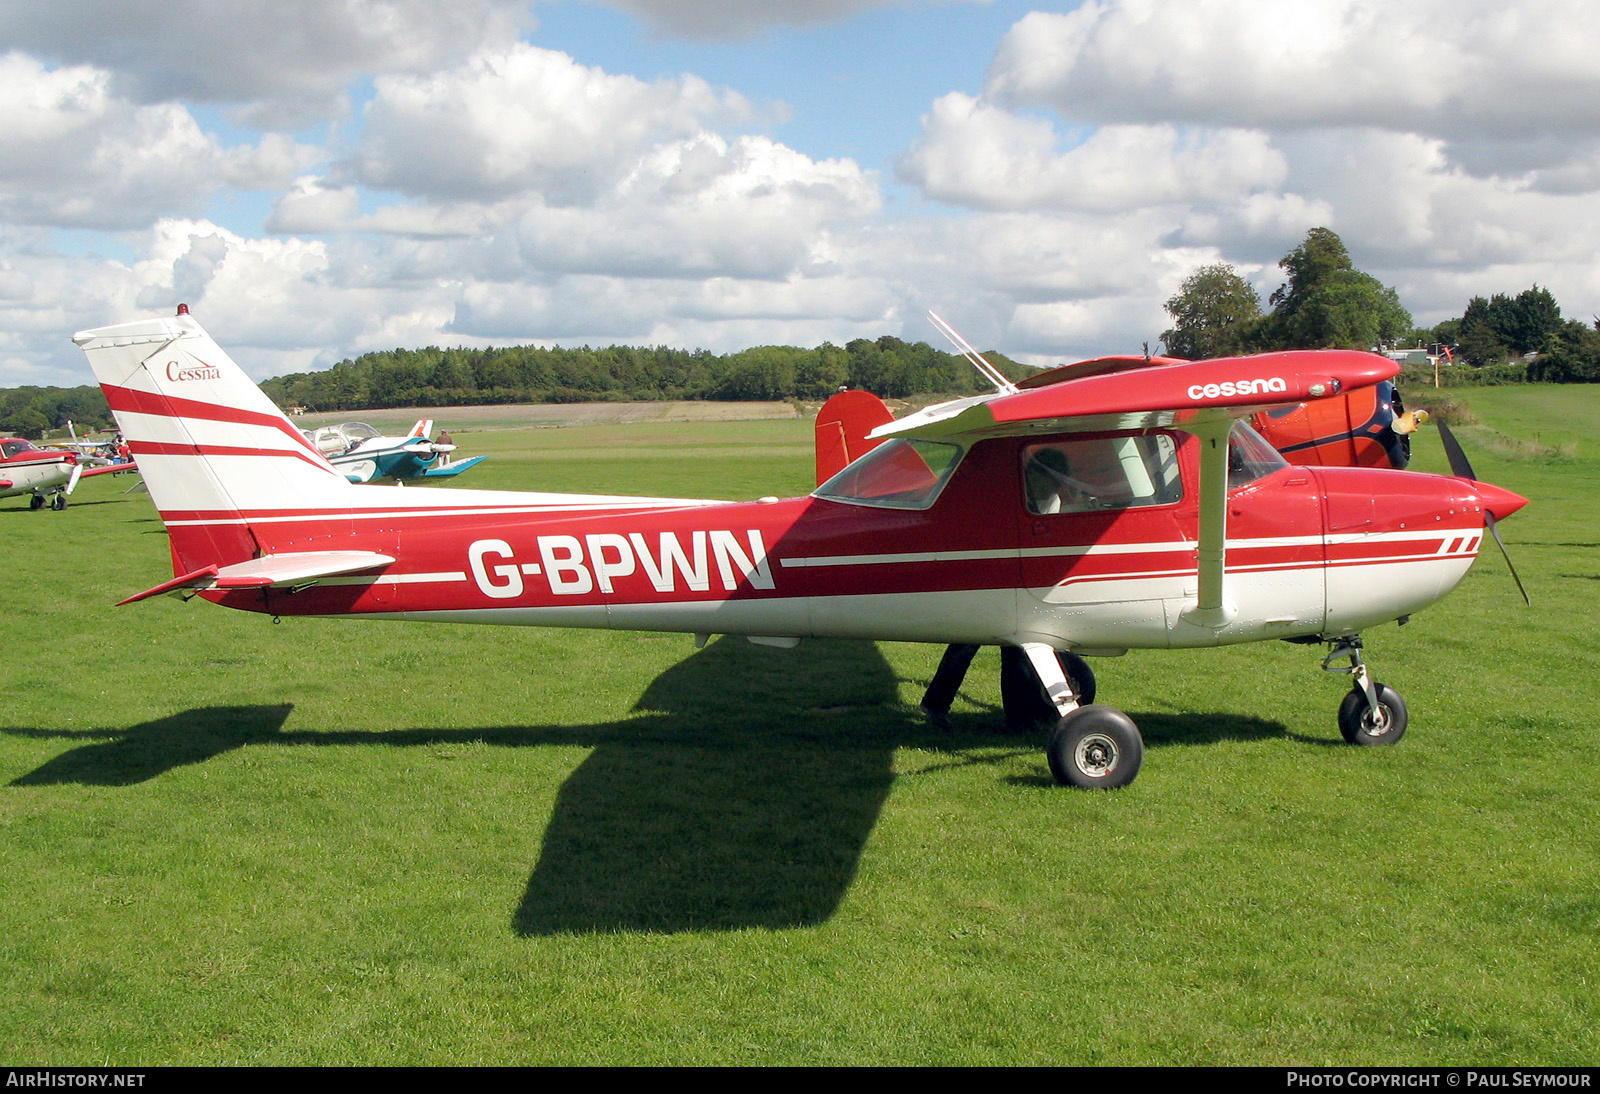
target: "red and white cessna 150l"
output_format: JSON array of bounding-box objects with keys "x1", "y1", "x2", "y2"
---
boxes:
[
  {"x1": 74, "y1": 310, "x2": 1527, "y2": 788},
  {"x1": 2, "y1": 435, "x2": 133, "y2": 509}
]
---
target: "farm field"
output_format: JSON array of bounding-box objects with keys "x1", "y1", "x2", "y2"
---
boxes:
[
  {"x1": 290, "y1": 399, "x2": 806, "y2": 433},
  {"x1": 1, "y1": 389, "x2": 1596, "y2": 1065}
]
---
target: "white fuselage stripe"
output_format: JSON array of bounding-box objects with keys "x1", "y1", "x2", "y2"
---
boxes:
[{"x1": 779, "y1": 529, "x2": 1458, "y2": 570}]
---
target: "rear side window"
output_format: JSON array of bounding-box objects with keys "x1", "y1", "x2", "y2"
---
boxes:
[{"x1": 815, "y1": 438, "x2": 964, "y2": 510}]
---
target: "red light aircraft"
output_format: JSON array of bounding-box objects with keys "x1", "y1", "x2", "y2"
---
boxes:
[
  {"x1": 74, "y1": 310, "x2": 1527, "y2": 788},
  {"x1": 2, "y1": 436, "x2": 133, "y2": 510}
]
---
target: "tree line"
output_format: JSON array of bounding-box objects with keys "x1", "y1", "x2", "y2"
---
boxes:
[
  {"x1": 0, "y1": 337, "x2": 1031, "y2": 438},
  {"x1": 256, "y1": 336, "x2": 1030, "y2": 414},
  {"x1": 1161, "y1": 226, "x2": 1600, "y2": 382},
  {"x1": 0, "y1": 385, "x2": 117, "y2": 442}
]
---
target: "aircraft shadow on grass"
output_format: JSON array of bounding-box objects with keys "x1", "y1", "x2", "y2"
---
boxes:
[{"x1": 4, "y1": 637, "x2": 1285, "y2": 935}]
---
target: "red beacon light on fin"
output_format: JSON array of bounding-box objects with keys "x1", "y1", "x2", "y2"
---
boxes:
[{"x1": 176, "y1": 303, "x2": 189, "y2": 315}]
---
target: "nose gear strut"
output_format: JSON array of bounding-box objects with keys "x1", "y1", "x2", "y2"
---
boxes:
[{"x1": 1323, "y1": 636, "x2": 1409, "y2": 746}]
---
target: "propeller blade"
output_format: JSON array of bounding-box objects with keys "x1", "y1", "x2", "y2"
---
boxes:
[
  {"x1": 1485, "y1": 513, "x2": 1531, "y2": 605},
  {"x1": 1436, "y1": 419, "x2": 1529, "y2": 604},
  {"x1": 1435, "y1": 417, "x2": 1477, "y2": 481}
]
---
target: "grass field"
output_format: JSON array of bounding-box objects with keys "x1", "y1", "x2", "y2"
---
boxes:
[{"x1": 1, "y1": 390, "x2": 1596, "y2": 1065}]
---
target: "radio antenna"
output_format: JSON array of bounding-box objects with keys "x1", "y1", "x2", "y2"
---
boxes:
[{"x1": 927, "y1": 310, "x2": 1018, "y2": 396}]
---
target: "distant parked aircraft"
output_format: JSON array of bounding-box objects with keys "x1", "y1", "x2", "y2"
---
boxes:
[{"x1": 303, "y1": 419, "x2": 488, "y2": 484}]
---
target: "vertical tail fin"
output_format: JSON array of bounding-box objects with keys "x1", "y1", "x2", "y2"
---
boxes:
[
  {"x1": 814, "y1": 389, "x2": 895, "y2": 486},
  {"x1": 73, "y1": 311, "x2": 355, "y2": 575}
]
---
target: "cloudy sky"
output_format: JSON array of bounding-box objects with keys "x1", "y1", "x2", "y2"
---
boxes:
[{"x1": 4, "y1": 0, "x2": 1600, "y2": 387}]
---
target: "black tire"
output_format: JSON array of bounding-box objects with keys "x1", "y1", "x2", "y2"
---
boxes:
[
  {"x1": 29, "y1": 494, "x2": 44, "y2": 510},
  {"x1": 50, "y1": 493, "x2": 66, "y2": 511},
  {"x1": 1001, "y1": 648, "x2": 1097, "y2": 732},
  {"x1": 1338, "y1": 683, "x2": 1408, "y2": 746},
  {"x1": 1047, "y1": 705, "x2": 1143, "y2": 789}
]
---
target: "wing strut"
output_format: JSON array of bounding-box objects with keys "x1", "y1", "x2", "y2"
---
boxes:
[{"x1": 1180, "y1": 416, "x2": 1237, "y2": 629}]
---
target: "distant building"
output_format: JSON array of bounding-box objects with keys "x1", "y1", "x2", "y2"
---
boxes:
[{"x1": 1381, "y1": 346, "x2": 1455, "y2": 367}]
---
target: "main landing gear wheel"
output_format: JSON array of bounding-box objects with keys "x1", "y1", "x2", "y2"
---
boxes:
[
  {"x1": 1338, "y1": 683, "x2": 1408, "y2": 746},
  {"x1": 29, "y1": 494, "x2": 44, "y2": 510},
  {"x1": 1047, "y1": 705, "x2": 1143, "y2": 789},
  {"x1": 1002, "y1": 648, "x2": 1096, "y2": 732}
]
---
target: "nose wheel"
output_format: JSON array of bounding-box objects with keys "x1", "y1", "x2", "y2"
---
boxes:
[{"x1": 1324, "y1": 637, "x2": 1408, "y2": 746}]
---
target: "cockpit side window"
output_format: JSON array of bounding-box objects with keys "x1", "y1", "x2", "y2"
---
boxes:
[
  {"x1": 814, "y1": 437, "x2": 964, "y2": 510},
  {"x1": 1023, "y1": 433, "x2": 1183, "y2": 515}
]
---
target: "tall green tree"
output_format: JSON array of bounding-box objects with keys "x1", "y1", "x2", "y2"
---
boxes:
[
  {"x1": 1160, "y1": 263, "x2": 1262, "y2": 359},
  {"x1": 1458, "y1": 286, "x2": 1562, "y2": 359},
  {"x1": 1455, "y1": 318, "x2": 1508, "y2": 368},
  {"x1": 1257, "y1": 227, "x2": 1412, "y2": 350},
  {"x1": 1526, "y1": 319, "x2": 1600, "y2": 382}
]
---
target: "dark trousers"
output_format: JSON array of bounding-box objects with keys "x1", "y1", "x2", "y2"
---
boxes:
[{"x1": 922, "y1": 644, "x2": 981, "y2": 713}]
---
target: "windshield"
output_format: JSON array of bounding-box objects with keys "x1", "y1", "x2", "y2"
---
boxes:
[
  {"x1": 1228, "y1": 421, "x2": 1289, "y2": 489},
  {"x1": 814, "y1": 438, "x2": 964, "y2": 510}
]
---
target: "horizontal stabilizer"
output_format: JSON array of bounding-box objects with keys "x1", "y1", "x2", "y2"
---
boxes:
[{"x1": 117, "y1": 551, "x2": 395, "y2": 605}]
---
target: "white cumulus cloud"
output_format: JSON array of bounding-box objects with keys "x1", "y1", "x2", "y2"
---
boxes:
[
  {"x1": 0, "y1": 0, "x2": 530, "y2": 125},
  {"x1": 898, "y1": 92, "x2": 1286, "y2": 212},
  {"x1": 596, "y1": 0, "x2": 924, "y2": 39},
  {"x1": 0, "y1": 53, "x2": 318, "y2": 230},
  {"x1": 355, "y1": 43, "x2": 754, "y2": 205},
  {"x1": 987, "y1": 0, "x2": 1600, "y2": 153}
]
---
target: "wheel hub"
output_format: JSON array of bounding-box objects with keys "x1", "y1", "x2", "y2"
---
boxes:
[{"x1": 1075, "y1": 733, "x2": 1118, "y2": 777}]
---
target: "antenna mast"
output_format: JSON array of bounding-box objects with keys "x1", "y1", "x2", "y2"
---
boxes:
[{"x1": 927, "y1": 310, "x2": 1018, "y2": 396}]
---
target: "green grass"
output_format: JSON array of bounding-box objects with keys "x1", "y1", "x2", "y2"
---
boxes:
[{"x1": 1, "y1": 398, "x2": 1597, "y2": 1065}]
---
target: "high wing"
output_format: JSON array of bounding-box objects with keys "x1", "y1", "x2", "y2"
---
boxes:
[
  {"x1": 874, "y1": 349, "x2": 1400, "y2": 630},
  {"x1": 873, "y1": 349, "x2": 1396, "y2": 443}
]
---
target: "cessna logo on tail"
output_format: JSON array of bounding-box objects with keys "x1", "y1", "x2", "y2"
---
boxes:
[
  {"x1": 165, "y1": 357, "x2": 222, "y2": 382},
  {"x1": 1187, "y1": 377, "x2": 1288, "y2": 400},
  {"x1": 468, "y1": 530, "x2": 775, "y2": 600}
]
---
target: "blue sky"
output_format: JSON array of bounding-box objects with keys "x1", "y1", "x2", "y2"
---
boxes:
[
  {"x1": 3, "y1": 0, "x2": 1599, "y2": 387},
  {"x1": 529, "y1": 2, "x2": 1037, "y2": 167}
]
